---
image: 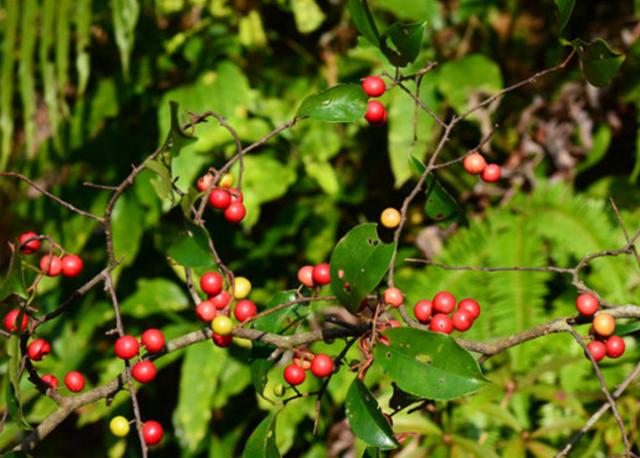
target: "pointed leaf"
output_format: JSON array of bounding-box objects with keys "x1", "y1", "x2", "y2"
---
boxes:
[
  {"x1": 168, "y1": 101, "x2": 197, "y2": 156},
  {"x1": 297, "y1": 84, "x2": 368, "y2": 122},
  {"x1": 410, "y1": 155, "x2": 465, "y2": 223},
  {"x1": 572, "y1": 38, "x2": 625, "y2": 87},
  {"x1": 347, "y1": 0, "x2": 380, "y2": 46},
  {"x1": 0, "y1": 249, "x2": 27, "y2": 302},
  {"x1": 380, "y1": 22, "x2": 425, "y2": 67},
  {"x1": 167, "y1": 224, "x2": 216, "y2": 268},
  {"x1": 7, "y1": 335, "x2": 30, "y2": 429},
  {"x1": 554, "y1": 0, "x2": 575, "y2": 33},
  {"x1": 111, "y1": 0, "x2": 140, "y2": 79},
  {"x1": 249, "y1": 343, "x2": 274, "y2": 395},
  {"x1": 243, "y1": 413, "x2": 281, "y2": 458}
]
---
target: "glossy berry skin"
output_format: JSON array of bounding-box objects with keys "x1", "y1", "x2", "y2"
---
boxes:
[
  {"x1": 361, "y1": 76, "x2": 386, "y2": 97},
  {"x1": 196, "y1": 300, "x2": 217, "y2": 322},
  {"x1": 383, "y1": 287, "x2": 404, "y2": 307},
  {"x1": 380, "y1": 208, "x2": 401, "y2": 229},
  {"x1": 224, "y1": 202, "x2": 246, "y2": 223},
  {"x1": 433, "y1": 291, "x2": 456, "y2": 314},
  {"x1": 592, "y1": 312, "x2": 615, "y2": 337},
  {"x1": 219, "y1": 173, "x2": 234, "y2": 188},
  {"x1": 64, "y1": 371, "x2": 85, "y2": 392},
  {"x1": 41, "y1": 374, "x2": 59, "y2": 390},
  {"x1": 606, "y1": 336, "x2": 625, "y2": 359},
  {"x1": 233, "y1": 277, "x2": 252, "y2": 299},
  {"x1": 142, "y1": 421, "x2": 164, "y2": 446},
  {"x1": 39, "y1": 255, "x2": 62, "y2": 276},
  {"x1": 310, "y1": 354, "x2": 334, "y2": 378},
  {"x1": 429, "y1": 314, "x2": 454, "y2": 334},
  {"x1": 457, "y1": 298, "x2": 481, "y2": 320},
  {"x1": 109, "y1": 416, "x2": 130, "y2": 437},
  {"x1": 284, "y1": 364, "x2": 306, "y2": 385},
  {"x1": 312, "y1": 263, "x2": 331, "y2": 286},
  {"x1": 132, "y1": 361, "x2": 157, "y2": 383},
  {"x1": 114, "y1": 335, "x2": 140, "y2": 360},
  {"x1": 200, "y1": 272, "x2": 223, "y2": 296},
  {"x1": 576, "y1": 293, "x2": 599, "y2": 316},
  {"x1": 234, "y1": 299, "x2": 257, "y2": 322},
  {"x1": 4, "y1": 309, "x2": 28, "y2": 332},
  {"x1": 28, "y1": 338, "x2": 51, "y2": 361},
  {"x1": 141, "y1": 329, "x2": 165, "y2": 353},
  {"x1": 212, "y1": 333, "x2": 233, "y2": 347},
  {"x1": 196, "y1": 174, "x2": 213, "y2": 192},
  {"x1": 209, "y1": 188, "x2": 231, "y2": 210},
  {"x1": 481, "y1": 164, "x2": 501, "y2": 183},
  {"x1": 452, "y1": 310, "x2": 473, "y2": 332},
  {"x1": 210, "y1": 291, "x2": 232, "y2": 310},
  {"x1": 463, "y1": 153, "x2": 487, "y2": 175},
  {"x1": 61, "y1": 254, "x2": 83, "y2": 277},
  {"x1": 228, "y1": 188, "x2": 243, "y2": 203},
  {"x1": 297, "y1": 265, "x2": 315, "y2": 288},
  {"x1": 212, "y1": 315, "x2": 234, "y2": 336},
  {"x1": 365, "y1": 101, "x2": 386, "y2": 124},
  {"x1": 19, "y1": 232, "x2": 40, "y2": 254},
  {"x1": 587, "y1": 341, "x2": 606, "y2": 362}
]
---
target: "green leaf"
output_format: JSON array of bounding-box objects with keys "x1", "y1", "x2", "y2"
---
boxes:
[
  {"x1": 372, "y1": 328, "x2": 487, "y2": 400},
  {"x1": 7, "y1": 335, "x2": 30, "y2": 429},
  {"x1": 18, "y1": 0, "x2": 38, "y2": 158},
  {"x1": 243, "y1": 413, "x2": 281, "y2": 458},
  {"x1": 111, "y1": 193, "x2": 145, "y2": 270},
  {"x1": 329, "y1": 224, "x2": 397, "y2": 312},
  {"x1": 577, "y1": 124, "x2": 611, "y2": 173},
  {"x1": 345, "y1": 379, "x2": 398, "y2": 449},
  {"x1": 120, "y1": 278, "x2": 189, "y2": 317},
  {"x1": 249, "y1": 343, "x2": 274, "y2": 395},
  {"x1": 291, "y1": 0, "x2": 326, "y2": 34},
  {"x1": 410, "y1": 156, "x2": 465, "y2": 223},
  {"x1": 145, "y1": 158, "x2": 180, "y2": 207},
  {"x1": 362, "y1": 448, "x2": 385, "y2": 458},
  {"x1": 168, "y1": 100, "x2": 198, "y2": 157},
  {"x1": 0, "y1": 249, "x2": 27, "y2": 302},
  {"x1": 111, "y1": 0, "x2": 140, "y2": 79},
  {"x1": 252, "y1": 290, "x2": 303, "y2": 334},
  {"x1": 167, "y1": 224, "x2": 216, "y2": 268},
  {"x1": 554, "y1": 0, "x2": 575, "y2": 33},
  {"x1": 614, "y1": 321, "x2": 640, "y2": 336},
  {"x1": 380, "y1": 22, "x2": 425, "y2": 67},
  {"x1": 297, "y1": 84, "x2": 369, "y2": 122},
  {"x1": 55, "y1": 0, "x2": 71, "y2": 119},
  {"x1": 0, "y1": 0, "x2": 18, "y2": 170},
  {"x1": 347, "y1": 0, "x2": 380, "y2": 46},
  {"x1": 572, "y1": 39, "x2": 625, "y2": 87},
  {"x1": 74, "y1": 0, "x2": 92, "y2": 95}
]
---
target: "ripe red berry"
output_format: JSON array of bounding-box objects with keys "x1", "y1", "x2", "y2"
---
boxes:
[
  {"x1": 224, "y1": 202, "x2": 246, "y2": 223},
  {"x1": 195, "y1": 300, "x2": 217, "y2": 322},
  {"x1": 576, "y1": 293, "x2": 599, "y2": 317},
  {"x1": 209, "y1": 188, "x2": 231, "y2": 210},
  {"x1": 132, "y1": 360, "x2": 157, "y2": 383},
  {"x1": 141, "y1": 329, "x2": 165, "y2": 353},
  {"x1": 61, "y1": 254, "x2": 83, "y2": 277},
  {"x1": 383, "y1": 287, "x2": 404, "y2": 307},
  {"x1": 39, "y1": 255, "x2": 62, "y2": 276},
  {"x1": 142, "y1": 420, "x2": 164, "y2": 446},
  {"x1": 605, "y1": 336, "x2": 625, "y2": 359},
  {"x1": 234, "y1": 299, "x2": 257, "y2": 322},
  {"x1": 312, "y1": 263, "x2": 331, "y2": 286},
  {"x1": 433, "y1": 291, "x2": 456, "y2": 314},
  {"x1": 361, "y1": 76, "x2": 386, "y2": 97},
  {"x1": 365, "y1": 100, "x2": 386, "y2": 124},
  {"x1": 196, "y1": 174, "x2": 213, "y2": 192},
  {"x1": 297, "y1": 265, "x2": 315, "y2": 288},
  {"x1": 429, "y1": 313, "x2": 453, "y2": 334},
  {"x1": 284, "y1": 364, "x2": 306, "y2": 385},
  {"x1": 481, "y1": 164, "x2": 501, "y2": 183},
  {"x1": 210, "y1": 291, "x2": 232, "y2": 310},
  {"x1": 41, "y1": 374, "x2": 59, "y2": 390},
  {"x1": 452, "y1": 310, "x2": 473, "y2": 332},
  {"x1": 19, "y1": 232, "x2": 40, "y2": 254},
  {"x1": 64, "y1": 371, "x2": 85, "y2": 392},
  {"x1": 457, "y1": 298, "x2": 481, "y2": 320},
  {"x1": 463, "y1": 153, "x2": 487, "y2": 175},
  {"x1": 200, "y1": 272, "x2": 223, "y2": 296},
  {"x1": 114, "y1": 335, "x2": 140, "y2": 360},
  {"x1": 4, "y1": 309, "x2": 28, "y2": 332},
  {"x1": 587, "y1": 341, "x2": 606, "y2": 362},
  {"x1": 228, "y1": 188, "x2": 243, "y2": 203},
  {"x1": 212, "y1": 333, "x2": 233, "y2": 347},
  {"x1": 28, "y1": 338, "x2": 51, "y2": 361},
  {"x1": 310, "y1": 354, "x2": 334, "y2": 378}
]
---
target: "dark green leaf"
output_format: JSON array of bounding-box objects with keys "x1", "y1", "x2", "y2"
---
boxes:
[
  {"x1": 297, "y1": 84, "x2": 368, "y2": 122},
  {"x1": 410, "y1": 155, "x2": 465, "y2": 223},
  {"x1": 168, "y1": 100, "x2": 197, "y2": 156},
  {"x1": 329, "y1": 224, "x2": 396, "y2": 312},
  {"x1": 572, "y1": 38, "x2": 625, "y2": 87},
  {"x1": 111, "y1": 193, "x2": 145, "y2": 269},
  {"x1": 388, "y1": 382, "x2": 421, "y2": 411},
  {"x1": 243, "y1": 413, "x2": 281, "y2": 458},
  {"x1": 380, "y1": 22, "x2": 425, "y2": 67},
  {"x1": 372, "y1": 328, "x2": 487, "y2": 400},
  {"x1": 554, "y1": 0, "x2": 574, "y2": 33},
  {"x1": 252, "y1": 290, "x2": 306, "y2": 335},
  {"x1": 0, "y1": 248, "x2": 27, "y2": 302},
  {"x1": 7, "y1": 335, "x2": 30, "y2": 429},
  {"x1": 167, "y1": 224, "x2": 216, "y2": 268},
  {"x1": 345, "y1": 379, "x2": 399, "y2": 449},
  {"x1": 347, "y1": 0, "x2": 380, "y2": 46},
  {"x1": 614, "y1": 321, "x2": 640, "y2": 337},
  {"x1": 249, "y1": 343, "x2": 274, "y2": 395}
]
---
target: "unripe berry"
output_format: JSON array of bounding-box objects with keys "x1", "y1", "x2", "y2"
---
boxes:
[
  {"x1": 114, "y1": 335, "x2": 140, "y2": 360},
  {"x1": 310, "y1": 354, "x2": 334, "y2": 378},
  {"x1": 365, "y1": 101, "x2": 386, "y2": 124},
  {"x1": 196, "y1": 174, "x2": 213, "y2": 192},
  {"x1": 219, "y1": 173, "x2": 234, "y2": 188},
  {"x1": 576, "y1": 293, "x2": 599, "y2": 316},
  {"x1": 297, "y1": 265, "x2": 315, "y2": 288},
  {"x1": 209, "y1": 188, "x2": 231, "y2": 210},
  {"x1": 312, "y1": 263, "x2": 331, "y2": 286},
  {"x1": 605, "y1": 336, "x2": 625, "y2": 359},
  {"x1": 463, "y1": 153, "x2": 487, "y2": 175},
  {"x1": 212, "y1": 333, "x2": 233, "y2": 347},
  {"x1": 592, "y1": 312, "x2": 615, "y2": 337},
  {"x1": 200, "y1": 272, "x2": 223, "y2": 296},
  {"x1": 4, "y1": 309, "x2": 28, "y2": 332},
  {"x1": 586, "y1": 341, "x2": 606, "y2": 362},
  {"x1": 18, "y1": 232, "x2": 40, "y2": 254},
  {"x1": 293, "y1": 352, "x2": 313, "y2": 370},
  {"x1": 429, "y1": 314, "x2": 453, "y2": 334},
  {"x1": 233, "y1": 276, "x2": 252, "y2": 299},
  {"x1": 481, "y1": 164, "x2": 501, "y2": 183},
  {"x1": 109, "y1": 416, "x2": 130, "y2": 437},
  {"x1": 383, "y1": 287, "x2": 404, "y2": 307},
  {"x1": 64, "y1": 371, "x2": 85, "y2": 392},
  {"x1": 224, "y1": 202, "x2": 246, "y2": 223},
  {"x1": 196, "y1": 300, "x2": 217, "y2": 322},
  {"x1": 273, "y1": 383, "x2": 286, "y2": 397},
  {"x1": 212, "y1": 315, "x2": 233, "y2": 336},
  {"x1": 27, "y1": 338, "x2": 51, "y2": 361},
  {"x1": 457, "y1": 298, "x2": 481, "y2": 320},
  {"x1": 380, "y1": 208, "x2": 401, "y2": 229},
  {"x1": 234, "y1": 299, "x2": 257, "y2": 322},
  {"x1": 210, "y1": 291, "x2": 232, "y2": 310},
  {"x1": 141, "y1": 329, "x2": 165, "y2": 353},
  {"x1": 142, "y1": 421, "x2": 164, "y2": 446},
  {"x1": 41, "y1": 374, "x2": 59, "y2": 390},
  {"x1": 61, "y1": 254, "x2": 83, "y2": 277},
  {"x1": 284, "y1": 364, "x2": 306, "y2": 385},
  {"x1": 433, "y1": 291, "x2": 456, "y2": 314},
  {"x1": 39, "y1": 255, "x2": 62, "y2": 276},
  {"x1": 132, "y1": 360, "x2": 157, "y2": 384},
  {"x1": 361, "y1": 76, "x2": 386, "y2": 97},
  {"x1": 452, "y1": 310, "x2": 473, "y2": 332}
]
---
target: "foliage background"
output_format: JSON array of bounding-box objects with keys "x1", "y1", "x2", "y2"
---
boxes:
[{"x1": 1, "y1": 0, "x2": 640, "y2": 456}]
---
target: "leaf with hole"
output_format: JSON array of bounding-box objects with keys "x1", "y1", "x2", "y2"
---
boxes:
[
  {"x1": 572, "y1": 38, "x2": 625, "y2": 87},
  {"x1": 347, "y1": 0, "x2": 380, "y2": 46},
  {"x1": 380, "y1": 22, "x2": 425, "y2": 67},
  {"x1": 297, "y1": 84, "x2": 369, "y2": 122},
  {"x1": 242, "y1": 412, "x2": 281, "y2": 458}
]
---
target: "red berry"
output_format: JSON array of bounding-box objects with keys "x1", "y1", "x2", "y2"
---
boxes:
[
  {"x1": 365, "y1": 101, "x2": 386, "y2": 124},
  {"x1": 361, "y1": 76, "x2": 386, "y2": 97},
  {"x1": 41, "y1": 374, "x2": 59, "y2": 390},
  {"x1": 433, "y1": 291, "x2": 456, "y2": 314},
  {"x1": 209, "y1": 188, "x2": 231, "y2": 210},
  {"x1": 196, "y1": 300, "x2": 217, "y2": 322},
  {"x1": 284, "y1": 364, "x2": 306, "y2": 385},
  {"x1": 312, "y1": 263, "x2": 331, "y2": 286},
  {"x1": 383, "y1": 287, "x2": 404, "y2": 307},
  {"x1": 576, "y1": 293, "x2": 599, "y2": 317},
  {"x1": 64, "y1": 371, "x2": 85, "y2": 392},
  {"x1": 200, "y1": 272, "x2": 223, "y2": 296},
  {"x1": 234, "y1": 299, "x2": 257, "y2": 322},
  {"x1": 587, "y1": 341, "x2": 606, "y2": 362},
  {"x1": 61, "y1": 254, "x2": 83, "y2": 277},
  {"x1": 463, "y1": 153, "x2": 487, "y2": 175},
  {"x1": 297, "y1": 265, "x2": 315, "y2": 288},
  {"x1": 27, "y1": 338, "x2": 51, "y2": 361},
  {"x1": 452, "y1": 310, "x2": 473, "y2": 332},
  {"x1": 457, "y1": 298, "x2": 481, "y2": 320},
  {"x1": 19, "y1": 232, "x2": 40, "y2": 254},
  {"x1": 141, "y1": 329, "x2": 165, "y2": 353},
  {"x1": 132, "y1": 360, "x2": 157, "y2": 383},
  {"x1": 429, "y1": 314, "x2": 453, "y2": 334},
  {"x1": 212, "y1": 333, "x2": 233, "y2": 347},
  {"x1": 114, "y1": 335, "x2": 140, "y2": 360},
  {"x1": 39, "y1": 255, "x2": 62, "y2": 276},
  {"x1": 310, "y1": 354, "x2": 334, "y2": 378},
  {"x1": 605, "y1": 336, "x2": 625, "y2": 359},
  {"x1": 224, "y1": 202, "x2": 246, "y2": 223},
  {"x1": 4, "y1": 309, "x2": 28, "y2": 332},
  {"x1": 228, "y1": 188, "x2": 243, "y2": 203},
  {"x1": 142, "y1": 420, "x2": 164, "y2": 446},
  {"x1": 481, "y1": 164, "x2": 501, "y2": 183},
  {"x1": 210, "y1": 291, "x2": 232, "y2": 310},
  {"x1": 196, "y1": 174, "x2": 213, "y2": 192}
]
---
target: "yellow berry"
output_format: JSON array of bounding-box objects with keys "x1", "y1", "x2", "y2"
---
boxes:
[
  {"x1": 380, "y1": 208, "x2": 401, "y2": 228},
  {"x1": 273, "y1": 383, "x2": 286, "y2": 397},
  {"x1": 233, "y1": 277, "x2": 252, "y2": 299},
  {"x1": 109, "y1": 416, "x2": 130, "y2": 437},
  {"x1": 233, "y1": 336, "x2": 252, "y2": 349},
  {"x1": 212, "y1": 315, "x2": 234, "y2": 336},
  {"x1": 219, "y1": 173, "x2": 234, "y2": 188}
]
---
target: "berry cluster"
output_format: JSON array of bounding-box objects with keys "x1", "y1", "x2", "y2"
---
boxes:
[
  {"x1": 283, "y1": 352, "x2": 334, "y2": 386},
  {"x1": 411, "y1": 291, "x2": 481, "y2": 334},
  {"x1": 463, "y1": 152, "x2": 501, "y2": 183},
  {"x1": 577, "y1": 293, "x2": 625, "y2": 361},
  {"x1": 18, "y1": 231, "x2": 84, "y2": 278},
  {"x1": 109, "y1": 416, "x2": 164, "y2": 445},
  {"x1": 297, "y1": 263, "x2": 331, "y2": 288},
  {"x1": 196, "y1": 173, "x2": 246, "y2": 224},
  {"x1": 361, "y1": 76, "x2": 387, "y2": 125}
]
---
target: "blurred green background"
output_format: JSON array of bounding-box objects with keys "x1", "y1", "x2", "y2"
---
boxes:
[{"x1": 1, "y1": 0, "x2": 640, "y2": 456}]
